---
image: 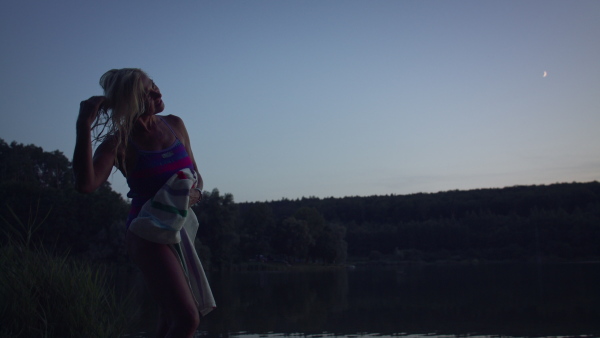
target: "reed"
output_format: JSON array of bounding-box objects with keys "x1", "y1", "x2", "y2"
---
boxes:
[{"x1": 0, "y1": 203, "x2": 132, "y2": 338}]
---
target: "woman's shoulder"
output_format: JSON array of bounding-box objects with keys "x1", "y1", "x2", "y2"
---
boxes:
[
  {"x1": 161, "y1": 114, "x2": 191, "y2": 142},
  {"x1": 162, "y1": 114, "x2": 191, "y2": 134},
  {"x1": 162, "y1": 114, "x2": 186, "y2": 128}
]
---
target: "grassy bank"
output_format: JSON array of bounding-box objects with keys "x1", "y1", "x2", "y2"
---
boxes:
[
  {"x1": 0, "y1": 243, "x2": 132, "y2": 338},
  {"x1": 0, "y1": 203, "x2": 132, "y2": 338}
]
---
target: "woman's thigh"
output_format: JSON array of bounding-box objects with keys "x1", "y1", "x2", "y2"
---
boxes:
[{"x1": 126, "y1": 231, "x2": 198, "y2": 321}]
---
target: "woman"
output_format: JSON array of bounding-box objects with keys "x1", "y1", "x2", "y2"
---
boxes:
[{"x1": 73, "y1": 68, "x2": 204, "y2": 338}]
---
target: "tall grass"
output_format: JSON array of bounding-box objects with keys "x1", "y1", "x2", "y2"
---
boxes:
[{"x1": 0, "y1": 203, "x2": 132, "y2": 337}]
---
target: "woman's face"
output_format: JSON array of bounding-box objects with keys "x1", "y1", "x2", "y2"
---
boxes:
[{"x1": 142, "y1": 75, "x2": 164, "y2": 115}]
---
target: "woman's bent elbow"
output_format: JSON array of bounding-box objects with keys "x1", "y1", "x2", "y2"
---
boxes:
[
  {"x1": 75, "y1": 181, "x2": 97, "y2": 194},
  {"x1": 76, "y1": 186, "x2": 94, "y2": 194}
]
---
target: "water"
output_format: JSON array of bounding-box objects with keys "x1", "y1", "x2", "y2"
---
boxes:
[{"x1": 121, "y1": 262, "x2": 600, "y2": 337}]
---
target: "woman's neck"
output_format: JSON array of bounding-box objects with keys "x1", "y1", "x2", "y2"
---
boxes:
[{"x1": 134, "y1": 115, "x2": 160, "y2": 134}]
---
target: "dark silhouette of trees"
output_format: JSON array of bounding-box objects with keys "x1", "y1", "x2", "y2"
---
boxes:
[
  {"x1": 193, "y1": 189, "x2": 239, "y2": 269},
  {"x1": 2, "y1": 137, "x2": 598, "y2": 267},
  {"x1": 0, "y1": 139, "x2": 128, "y2": 261},
  {"x1": 242, "y1": 183, "x2": 600, "y2": 263},
  {"x1": 272, "y1": 216, "x2": 313, "y2": 260}
]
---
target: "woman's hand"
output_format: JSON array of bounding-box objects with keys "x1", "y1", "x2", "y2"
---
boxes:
[
  {"x1": 189, "y1": 188, "x2": 202, "y2": 207},
  {"x1": 77, "y1": 96, "x2": 106, "y2": 130}
]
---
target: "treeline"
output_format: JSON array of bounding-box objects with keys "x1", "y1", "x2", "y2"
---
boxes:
[
  {"x1": 195, "y1": 191, "x2": 348, "y2": 269},
  {"x1": 244, "y1": 183, "x2": 600, "y2": 263},
  {"x1": 1, "y1": 138, "x2": 599, "y2": 269},
  {"x1": 0, "y1": 139, "x2": 128, "y2": 262}
]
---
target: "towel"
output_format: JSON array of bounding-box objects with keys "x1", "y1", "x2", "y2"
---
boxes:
[
  {"x1": 129, "y1": 169, "x2": 198, "y2": 244},
  {"x1": 129, "y1": 168, "x2": 216, "y2": 316}
]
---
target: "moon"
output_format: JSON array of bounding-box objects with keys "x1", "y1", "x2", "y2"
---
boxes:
[{"x1": 543, "y1": 71, "x2": 548, "y2": 78}]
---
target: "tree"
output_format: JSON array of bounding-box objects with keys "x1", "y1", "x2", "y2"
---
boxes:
[
  {"x1": 239, "y1": 203, "x2": 276, "y2": 258},
  {"x1": 194, "y1": 188, "x2": 240, "y2": 269},
  {"x1": 313, "y1": 223, "x2": 347, "y2": 264},
  {"x1": 0, "y1": 138, "x2": 129, "y2": 261},
  {"x1": 272, "y1": 217, "x2": 313, "y2": 261}
]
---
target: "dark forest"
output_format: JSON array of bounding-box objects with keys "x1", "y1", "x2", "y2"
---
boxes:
[{"x1": 1, "y1": 138, "x2": 599, "y2": 269}]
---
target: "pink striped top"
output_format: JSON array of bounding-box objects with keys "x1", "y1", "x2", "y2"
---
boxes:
[{"x1": 125, "y1": 118, "x2": 194, "y2": 227}]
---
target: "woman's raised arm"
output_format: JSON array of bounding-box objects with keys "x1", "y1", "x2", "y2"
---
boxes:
[{"x1": 72, "y1": 96, "x2": 115, "y2": 193}]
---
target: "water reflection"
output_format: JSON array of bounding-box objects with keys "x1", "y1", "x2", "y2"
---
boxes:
[{"x1": 122, "y1": 263, "x2": 600, "y2": 337}]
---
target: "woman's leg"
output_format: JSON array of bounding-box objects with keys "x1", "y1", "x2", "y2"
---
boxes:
[
  {"x1": 127, "y1": 231, "x2": 200, "y2": 338},
  {"x1": 155, "y1": 310, "x2": 170, "y2": 338}
]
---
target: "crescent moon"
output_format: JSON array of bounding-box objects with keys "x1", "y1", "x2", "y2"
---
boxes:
[{"x1": 543, "y1": 71, "x2": 548, "y2": 78}]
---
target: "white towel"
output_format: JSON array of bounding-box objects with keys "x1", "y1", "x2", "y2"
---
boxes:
[
  {"x1": 175, "y1": 225, "x2": 216, "y2": 316},
  {"x1": 129, "y1": 169, "x2": 197, "y2": 244},
  {"x1": 129, "y1": 168, "x2": 216, "y2": 315}
]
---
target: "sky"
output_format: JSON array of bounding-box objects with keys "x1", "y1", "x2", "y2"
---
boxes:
[{"x1": 1, "y1": 0, "x2": 599, "y2": 203}]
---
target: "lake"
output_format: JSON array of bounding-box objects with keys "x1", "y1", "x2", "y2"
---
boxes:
[{"x1": 121, "y1": 262, "x2": 600, "y2": 337}]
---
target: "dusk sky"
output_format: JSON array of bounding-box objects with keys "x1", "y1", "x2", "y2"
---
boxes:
[{"x1": 1, "y1": 0, "x2": 599, "y2": 202}]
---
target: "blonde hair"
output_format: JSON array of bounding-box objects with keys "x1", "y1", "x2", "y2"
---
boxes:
[{"x1": 92, "y1": 68, "x2": 149, "y2": 176}]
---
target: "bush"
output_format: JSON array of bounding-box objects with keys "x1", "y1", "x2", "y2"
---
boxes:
[
  {"x1": 0, "y1": 201, "x2": 132, "y2": 337},
  {"x1": 0, "y1": 244, "x2": 131, "y2": 338}
]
